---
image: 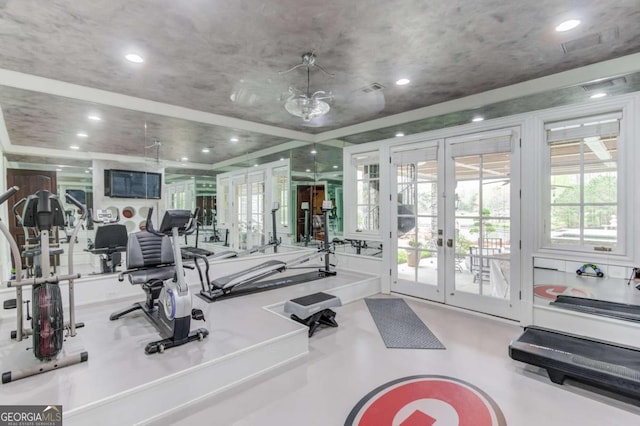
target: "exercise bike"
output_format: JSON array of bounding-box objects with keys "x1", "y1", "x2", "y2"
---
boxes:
[
  {"x1": 110, "y1": 208, "x2": 208, "y2": 354},
  {"x1": 0, "y1": 187, "x2": 88, "y2": 384}
]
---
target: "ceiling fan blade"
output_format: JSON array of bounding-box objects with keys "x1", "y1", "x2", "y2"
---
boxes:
[{"x1": 229, "y1": 73, "x2": 289, "y2": 107}]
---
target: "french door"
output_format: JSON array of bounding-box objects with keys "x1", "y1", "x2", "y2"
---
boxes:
[
  {"x1": 391, "y1": 128, "x2": 521, "y2": 319},
  {"x1": 231, "y1": 172, "x2": 265, "y2": 250},
  {"x1": 391, "y1": 142, "x2": 444, "y2": 302}
]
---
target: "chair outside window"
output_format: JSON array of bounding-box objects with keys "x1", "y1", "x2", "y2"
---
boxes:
[{"x1": 469, "y1": 238, "x2": 503, "y2": 283}]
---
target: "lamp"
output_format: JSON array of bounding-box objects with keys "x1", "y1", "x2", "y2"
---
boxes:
[{"x1": 281, "y1": 52, "x2": 333, "y2": 122}]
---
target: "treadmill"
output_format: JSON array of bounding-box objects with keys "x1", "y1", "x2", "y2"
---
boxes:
[
  {"x1": 550, "y1": 295, "x2": 640, "y2": 322},
  {"x1": 509, "y1": 326, "x2": 640, "y2": 400}
]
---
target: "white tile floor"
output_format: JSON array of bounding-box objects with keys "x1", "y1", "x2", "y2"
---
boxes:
[{"x1": 155, "y1": 296, "x2": 640, "y2": 426}]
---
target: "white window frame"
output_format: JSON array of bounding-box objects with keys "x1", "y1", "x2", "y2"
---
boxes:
[
  {"x1": 216, "y1": 177, "x2": 230, "y2": 228},
  {"x1": 534, "y1": 96, "x2": 637, "y2": 262},
  {"x1": 543, "y1": 113, "x2": 621, "y2": 254},
  {"x1": 272, "y1": 165, "x2": 290, "y2": 231},
  {"x1": 344, "y1": 146, "x2": 382, "y2": 239}
]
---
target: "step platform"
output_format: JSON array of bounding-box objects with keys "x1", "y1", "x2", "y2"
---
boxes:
[{"x1": 284, "y1": 292, "x2": 342, "y2": 337}]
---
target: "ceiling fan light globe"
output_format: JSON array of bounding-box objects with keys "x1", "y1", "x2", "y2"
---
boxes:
[{"x1": 285, "y1": 95, "x2": 330, "y2": 122}]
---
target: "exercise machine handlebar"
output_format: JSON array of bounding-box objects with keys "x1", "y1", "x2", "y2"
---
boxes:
[
  {"x1": 65, "y1": 193, "x2": 88, "y2": 221},
  {"x1": 12, "y1": 197, "x2": 26, "y2": 220},
  {"x1": 0, "y1": 186, "x2": 19, "y2": 205}
]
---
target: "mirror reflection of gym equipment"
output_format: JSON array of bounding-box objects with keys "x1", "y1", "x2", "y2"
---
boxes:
[
  {"x1": 86, "y1": 209, "x2": 128, "y2": 275},
  {"x1": 197, "y1": 200, "x2": 336, "y2": 302}
]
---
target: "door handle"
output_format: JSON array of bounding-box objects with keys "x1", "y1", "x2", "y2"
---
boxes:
[{"x1": 446, "y1": 239, "x2": 453, "y2": 248}]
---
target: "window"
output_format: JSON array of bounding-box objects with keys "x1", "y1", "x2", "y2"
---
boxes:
[
  {"x1": 272, "y1": 166, "x2": 289, "y2": 228},
  {"x1": 250, "y1": 179, "x2": 265, "y2": 239},
  {"x1": 217, "y1": 177, "x2": 229, "y2": 227},
  {"x1": 545, "y1": 113, "x2": 621, "y2": 252},
  {"x1": 354, "y1": 152, "x2": 380, "y2": 233}
]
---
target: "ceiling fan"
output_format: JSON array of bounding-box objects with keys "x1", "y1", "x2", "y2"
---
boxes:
[
  {"x1": 279, "y1": 52, "x2": 334, "y2": 122},
  {"x1": 228, "y1": 51, "x2": 386, "y2": 126}
]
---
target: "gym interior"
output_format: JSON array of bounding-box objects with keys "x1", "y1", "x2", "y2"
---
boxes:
[{"x1": 0, "y1": 2, "x2": 640, "y2": 425}]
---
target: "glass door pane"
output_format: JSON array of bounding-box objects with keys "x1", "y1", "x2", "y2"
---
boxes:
[
  {"x1": 235, "y1": 183, "x2": 247, "y2": 249},
  {"x1": 453, "y1": 152, "x2": 511, "y2": 298},
  {"x1": 392, "y1": 146, "x2": 443, "y2": 302},
  {"x1": 445, "y1": 130, "x2": 519, "y2": 320}
]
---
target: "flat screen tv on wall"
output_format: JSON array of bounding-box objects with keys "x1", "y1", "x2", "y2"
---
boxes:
[{"x1": 104, "y1": 169, "x2": 162, "y2": 199}]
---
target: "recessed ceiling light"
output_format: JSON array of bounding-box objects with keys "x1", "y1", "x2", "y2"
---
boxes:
[
  {"x1": 77, "y1": 132, "x2": 88, "y2": 138},
  {"x1": 85, "y1": 170, "x2": 90, "y2": 174},
  {"x1": 311, "y1": 149, "x2": 317, "y2": 154},
  {"x1": 87, "y1": 115, "x2": 101, "y2": 121},
  {"x1": 125, "y1": 53, "x2": 144, "y2": 63},
  {"x1": 56, "y1": 168, "x2": 62, "y2": 172},
  {"x1": 305, "y1": 169, "x2": 311, "y2": 172},
  {"x1": 181, "y1": 157, "x2": 188, "y2": 161},
  {"x1": 396, "y1": 78, "x2": 410, "y2": 86},
  {"x1": 472, "y1": 117, "x2": 484, "y2": 122},
  {"x1": 280, "y1": 157, "x2": 285, "y2": 161},
  {"x1": 202, "y1": 148, "x2": 210, "y2": 153},
  {"x1": 395, "y1": 132, "x2": 405, "y2": 137},
  {"x1": 70, "y1": 145, "x2": 80, "y2": 150},
  {"x1": 254, "y1": 164, "x2": 258, "y2": 167},
  {"x1": 333, "y1": 165, "x2": 338, "y2": 169},
  {"x1": 89, "y1": 167, "x2": 93, "y2": 170},
  {"x1": 590, "y1": 92, "x2": 607, "y2": 99},
  {"x1": 555, "y1": 19, "x2": 580, "y2": 32},
  {"x1": 230, "y1": 137, "x2": 239, "y2": 143}
]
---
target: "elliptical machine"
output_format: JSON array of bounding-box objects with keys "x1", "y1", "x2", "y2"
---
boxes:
[
  {"x1": 0, "y1": 187, "x2": 88, "y2": 384},
  {"x1": 110, "y1": 208, "x2": 208, "y2": 354}
]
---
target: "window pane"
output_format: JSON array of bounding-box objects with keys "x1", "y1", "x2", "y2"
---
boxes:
[
  {"x1": 417, "y1": 216, "x2": 438, "y2": 249},
  {"x1": 551, "y1": 141, "x2": 580, "y2": 165},
  {"x1": 357, "y1": 181, "x2": 366, "y2": 204},
  {"x1": 357, "y1": 205, "x2": 379, "y2": 231},
  {"x1": 550, "y1": 206, "x2": 580, "y2": 244},
  {"x1": 550, "y1": 173, "x2": 580, "y2": 204},
  {"x1": 584, "y1": 205, "x2": 618, "y2": 233},
  {"x1": 417, "y1": 182, "x2": 437, "y2": 216},
  {"x1": 584, "y1": 137, "x2": 617, "y2": 162},
  {"x1": 416, "y1": 161, "x2": 437, "y2": 181},
  {"x1": 584, "y1": 171, "x2": 617, "y2": 204}
]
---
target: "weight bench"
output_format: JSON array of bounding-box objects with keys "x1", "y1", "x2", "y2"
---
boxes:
[{"x1": 284, "y1": 292, "x2": 341, "y2": 337}]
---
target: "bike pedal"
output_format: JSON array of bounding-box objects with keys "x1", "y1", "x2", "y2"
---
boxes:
[{"x1": 191, "y1": 308, "x2": 205, "y2": 322}]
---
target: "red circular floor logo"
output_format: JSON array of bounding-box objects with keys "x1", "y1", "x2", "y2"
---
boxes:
[
  {"x1": 534, "y1": 285, "x2": 591, "y2": 300},
  {"x1": 345, "y1": 375, "x2": 506, "y2": 426}
]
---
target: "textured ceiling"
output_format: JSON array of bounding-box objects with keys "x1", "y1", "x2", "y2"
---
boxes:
[
  {"x1": 1, "y1": 0, "x2": 640, "y2": 176},
  {"x1": 0, "y1": 86, "x2": 289, "y2": 164}
]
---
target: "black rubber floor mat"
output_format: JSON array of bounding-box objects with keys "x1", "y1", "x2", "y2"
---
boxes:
[{"x1": 365, "y1": 298, "x2": 445, "y2": 349}]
